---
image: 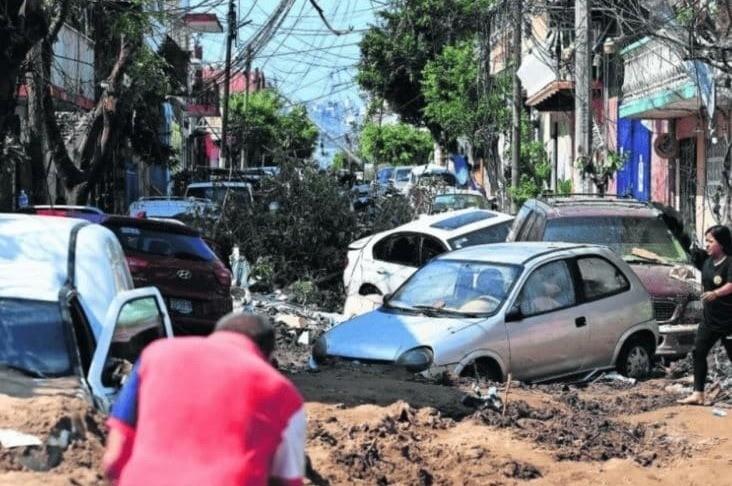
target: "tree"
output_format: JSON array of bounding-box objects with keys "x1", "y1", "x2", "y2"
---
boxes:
[
  {"x1": 229, "y1": 88, "x2": 318, "y2": 166},
  {"x1": 357, "y1": 0, "x2": 489, "y2": 131},
  {"x1": 358, "y1": 121, "x2": 433, "y2": 166},
  {"x1": 24, "y1": 0, "x2": 170, "y2": 204}
]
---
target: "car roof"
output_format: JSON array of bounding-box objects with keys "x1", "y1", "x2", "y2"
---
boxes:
[
  {"x1": 0, "y1": 214, "x2": 87, "y2": 301},
  {"x1": 530, "y1": 197, "x2": 660, "y2": 219},
  {"x1": 103, "y1": 215, "x2": 200, "y2": 236},
  {"x1": 383, "y1": 209, "x2": 513, "y2": 240},
  {"x1": 442, "y1": 241, "x2": 594, "y2": 265},
  {"x1": 187, "y1": 181, "x2": 251, "y2": 188}
]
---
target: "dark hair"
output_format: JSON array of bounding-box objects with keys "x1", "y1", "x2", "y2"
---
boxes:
[
  {"x1": 705, "y1": 225, "x2": 732, "y2": 255},
  {"x1": 215, "y1": 312, "x2": 275, "y2": 357}
]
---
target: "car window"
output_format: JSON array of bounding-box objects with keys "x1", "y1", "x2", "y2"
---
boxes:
[
  {"x1": 518, "y1": 260, "x2": 576, "y2": 316},
  {"x1": 420, "y1": 236, "x2": 446, "y2": 265},
  {"x1": 104, "y1": 296, "x2": 166, "y2": 387},
  {"x1": 449, "y1": 221, "x2": 511, "y2": 249},
  {"x1": 186, "y1": 186, "x2": 251, "y2": 205},
  {"x1": 517, "y1": 211, "x2": 539, "y2": 241},
  {"x1": 576, "y1": 257, "x2": 630, "y2": 300},
  {"x1": 108, "y1": 225, "x2": 216, "y2": 262},
  {"x1": 0, "y1": 298, "x2": 74, "y2": 377},
  {"x1": 372, "y1": 233, "x2": 419, "y2": 267},
  {"x1": 543, "y1": 216, "x2": 688, "y2": 263}
]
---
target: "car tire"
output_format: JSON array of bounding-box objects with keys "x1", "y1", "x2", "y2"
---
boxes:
[{"x1": 617, "y1": 338, "x2": 652, "y2": 379}]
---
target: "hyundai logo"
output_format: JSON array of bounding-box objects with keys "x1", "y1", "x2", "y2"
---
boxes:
[{"x1": 176, "y1": 269, "x2": 192, "y2": 280}]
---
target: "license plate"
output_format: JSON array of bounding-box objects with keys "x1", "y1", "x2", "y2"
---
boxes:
[{"x1": 170, "y1": 298, "x2": 193, "y2": 315}]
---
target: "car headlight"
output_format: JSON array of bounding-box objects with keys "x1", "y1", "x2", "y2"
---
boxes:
[
  {"x1": 681, "y1": 299, "x2": 703, "y2": 322},
  {"x1": 312, "y1": 335, "x2": 328, "y2": 363},
  {"x1": 396, "y1": 346, "x2": 433, "y2": 373}
]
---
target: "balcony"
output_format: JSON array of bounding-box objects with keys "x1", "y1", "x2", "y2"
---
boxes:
[{"x1": 619, "y1": 35, "x2": 730, "y2": 119}]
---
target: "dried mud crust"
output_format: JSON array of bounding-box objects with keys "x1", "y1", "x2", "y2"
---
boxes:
[
  {"x1": 298, "y1": 370, "x2": 699, "y2": 485},
  {"x1": 0, "y1": 395, "x2": 106, "y2": 484}
]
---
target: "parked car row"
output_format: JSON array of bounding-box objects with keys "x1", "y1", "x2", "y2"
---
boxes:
[
  {"x1": 16, "y1": 206, "x2": 232, "y2": 336},
  {"x1": 325, "y1": 195, "x2": 701, "y2": 383}
]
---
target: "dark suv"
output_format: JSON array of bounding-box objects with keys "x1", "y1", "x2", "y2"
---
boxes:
[
  {"x1": 103, "y1": 216, "x2": 232, "y2": 335},
  {"x1": 507, "y1": 197, "x2": 701, "y2": 359}
]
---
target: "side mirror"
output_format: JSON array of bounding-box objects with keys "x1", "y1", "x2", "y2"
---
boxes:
[{"x1": 505, "y1": 305, "x2": 523, "y2": 323}]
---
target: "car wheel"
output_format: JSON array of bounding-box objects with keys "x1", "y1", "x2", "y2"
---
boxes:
[
  {"x1": 461, "y1": 358, "x2": 503, "y2": 384},
  {"x1": 617, "y1": 339, "x2": 652, "y2": 379}
]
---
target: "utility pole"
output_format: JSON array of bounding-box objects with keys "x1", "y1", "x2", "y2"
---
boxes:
[
  {"x1": 511, "y1": 0, "x2": 522, "y2": 213},
  {"x1": 241, "y1": 46, "x2": 252, "y2": 169},
  {"x1": 574, "y1": 0, "x2": 592, "y2": 192},
  {"x1": 220, "y1": 0, "x2": 236, "y2": 170}
]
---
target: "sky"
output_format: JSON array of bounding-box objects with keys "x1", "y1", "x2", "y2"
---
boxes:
[{"x1": 198, "y1": 0, "x2": 381, "y2": 109}]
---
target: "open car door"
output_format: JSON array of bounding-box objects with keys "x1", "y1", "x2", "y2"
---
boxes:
[{"x1": 87, "y1": 287, "x2": 173, "y2": 411}]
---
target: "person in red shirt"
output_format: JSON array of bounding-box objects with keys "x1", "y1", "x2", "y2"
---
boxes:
[{"x1": 102, "y1": 312, "x2": 306, "y2": 486}]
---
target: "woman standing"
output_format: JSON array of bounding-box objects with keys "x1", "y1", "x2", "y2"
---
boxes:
[{"x1": 678, "y1": 225, "x2": 732, "y2": 405}]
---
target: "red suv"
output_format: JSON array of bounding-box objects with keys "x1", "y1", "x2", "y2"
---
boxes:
[
  {"x1": 508, "y1": 196, "x2": 701, "y2": 359},
  {"x1": 103, "y1": 216, "x2": 232, "y2": 335}
]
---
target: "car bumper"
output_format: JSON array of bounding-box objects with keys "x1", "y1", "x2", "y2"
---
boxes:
[
  {"x1": 167, "y1": 296, "x2": 233, "y2": 336},
  {"x1": 656, "y1": 323, "x2": 698, "y2": 358}
]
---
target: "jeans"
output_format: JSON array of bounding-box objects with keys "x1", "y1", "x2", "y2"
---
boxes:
[{"x1": 693, "y1": 323, "x2": 732, "y2": 392}]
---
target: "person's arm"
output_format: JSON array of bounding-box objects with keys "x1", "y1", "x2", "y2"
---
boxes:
[
  {"x1": 702, "y1": 264, "x2": 732, "y2": 302},
  {"x1": 269, "y1": 406, "x2": 307, "y2": 486},
  {"x1": 103, "y1": 362, "x2": 141, "y2": 481}
]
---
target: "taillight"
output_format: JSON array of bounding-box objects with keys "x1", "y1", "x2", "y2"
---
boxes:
[
  {"x1": 126, "y1": 256, "x2": 150, "y2": 272},
  {"x1": 213, "y1": 260, "x2": 232, "y2": 288}
]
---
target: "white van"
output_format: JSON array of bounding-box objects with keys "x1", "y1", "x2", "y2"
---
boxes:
[{"x1": 0, "y1": 215, "x2": 173, "y2": 411}]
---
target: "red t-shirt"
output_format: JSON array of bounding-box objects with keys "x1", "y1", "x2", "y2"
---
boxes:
[{"x1": 108, "y1": 332, "x2": 305, "y2": 486}]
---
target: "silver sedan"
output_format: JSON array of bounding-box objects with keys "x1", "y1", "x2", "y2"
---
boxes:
[{"x1": 313, "y1": 242, "x2": 658, "y2": 382}]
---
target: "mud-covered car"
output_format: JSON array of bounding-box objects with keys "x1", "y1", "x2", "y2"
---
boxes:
[
  {"x1": 507, "y1": 197, "x2": 701, "y2": 359},
  {"x1": 316, "y1": 242, "x2": 658, "y2": 382},
  {"x1": 0, "y1": 215, "x2": 173, "y2": 410}
]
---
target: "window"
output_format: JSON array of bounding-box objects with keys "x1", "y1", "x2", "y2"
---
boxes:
[
  {"x1": 507, "y1": 206, "x2": 531, "y2": 241},
  {"x1": 108, "y1": 225, "x2": 216, "y2": 262},
  {"x1": 449, "y1": 221, "x2": 511, "y2": 249},
  {"x1": 517, "y1": 211, "x2": 539, "y2": 241},
  {"x1": 420, "y1": 236, "x2": 446, "y2": 264},
  {"x1": 372, "y1": 234, "x2": 419, "y2": 266},
  {"x1": 576, "y1": 257, "x2": 629, "y2": 300},
  {"x1": 0, "y1": 298, "x2": 74, "y2": 377},
  {"x1": 104, "y1": 297, "x2": 166, "y2": 387},
  {"x1": 518, "y1": 260, "x2": 575, "y2": 316},
  {"x1": 543, "y1": 216, "x2": 688, "y2": 263}
]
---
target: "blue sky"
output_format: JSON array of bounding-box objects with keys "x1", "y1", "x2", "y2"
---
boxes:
[{"x1": 200, "y1": 0, "x2": 380, "y2": 109}]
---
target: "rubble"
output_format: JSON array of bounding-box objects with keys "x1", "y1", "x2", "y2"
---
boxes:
[{"x1": 664, "y1": 344, "x2": 732, "y2": 406}]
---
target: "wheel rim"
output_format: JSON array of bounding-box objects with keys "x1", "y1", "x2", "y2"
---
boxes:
[{"x1": 625, "y1": 346, "x2": 650, "y2": 377}]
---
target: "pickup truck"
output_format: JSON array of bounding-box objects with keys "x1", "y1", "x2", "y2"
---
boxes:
[{"x1": 129, "y1": 181, "x2": 253, "y2": 219}]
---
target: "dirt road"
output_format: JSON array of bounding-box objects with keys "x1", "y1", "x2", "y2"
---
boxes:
[{"x1": 1, "y1": 366, "x2": 730, "y2": 485}]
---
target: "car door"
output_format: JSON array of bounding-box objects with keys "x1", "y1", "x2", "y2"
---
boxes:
[
  {"x1": 87, "y1": 287, "x2": 173, "y2": 411},
  {"x1": 366, "y1": 233, "x2": 421, "y2": 294},
  {"x1": 506, "y1": 259, "x2": 589, "y2": 381},
  {"x1": 571, "y1": 255, "x2": 632, "y2": 370}
]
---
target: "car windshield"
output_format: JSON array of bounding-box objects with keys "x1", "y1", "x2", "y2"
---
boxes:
[
  {"x1": 395, "y1": 168, "x2": 412, "y2": 182},
  {"x1": 186, "y1": 186, "x2": 250, "y2": 205},
  {"x1": 108, "y1": 226, "x2": 216, "y2": 262},
  {"x1": 432, "y1": 194, "x2": 488, "y2": 212},
  {"x1": 419, "y1": 173, "x2": 457, "y2": 186},
  {"x1": 0, "y1": 298, "x2": 74, "y2": 377},
  {"x1": 544, "y1": 216, "x2": 688, "y2": 264},
  {"x1": 388, "y1": 260, "x2": 520, "y2": 317},
  {"x1": 377, "y1": 168, "x2": 394, "y2": 183}
]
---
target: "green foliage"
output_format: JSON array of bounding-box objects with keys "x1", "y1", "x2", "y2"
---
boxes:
[
  {"x1": 576, "y1": 149, "x2": 627, "y2": 196},
  {"x1": 229, "y1": 89, "x2": 319, "y2": 164},
  {"x1": 331, "y1": 150, "x2": 350, "y2": 171},
  {"x1": 508, "y1": 136, "x2": 551, "y2": 207},
  {"x1": 358, "y1": 122, "x2": 433, "y2": 166},
  {"x1": 357, "y1": 0, "x2": 492, "y2": 128},
  {"x1": 556, "y1": 178, "x2": 573, "y2": 196}
]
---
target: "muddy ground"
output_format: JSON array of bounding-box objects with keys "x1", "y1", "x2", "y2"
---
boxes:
[{"x1": 1, "y1": 320, "x2": 730, "y2": 485}]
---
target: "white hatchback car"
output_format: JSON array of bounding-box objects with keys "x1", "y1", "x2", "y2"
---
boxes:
[{"x1": 343, "y1": 209, "x2": 514, "y2": 316}]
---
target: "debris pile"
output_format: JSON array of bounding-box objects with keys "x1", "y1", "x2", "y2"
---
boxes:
[
  {"x1": 664, "y1": 344, "x2": 732, "y2": 406},
  {"x1": 240, "y1": 292, "x2": 344, "y2": 371}
]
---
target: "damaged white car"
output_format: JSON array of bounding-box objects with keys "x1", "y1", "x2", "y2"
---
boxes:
[{"x1": 316, "y1": 242, "x2": 659, "y2": 382}]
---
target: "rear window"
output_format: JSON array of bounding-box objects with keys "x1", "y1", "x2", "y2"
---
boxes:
[
  {"x1": 108, "y1": 225, "x2": 216, "y2": 262},
  {"x1": 431, "y1": 211, "x2": 496, "y2": 230},
  {"x1": 544, "y1": 216, "x2": 688, "y2": 263},
  {"x1": 448, "y1": 221, "x2": 512, "y2": 249}
]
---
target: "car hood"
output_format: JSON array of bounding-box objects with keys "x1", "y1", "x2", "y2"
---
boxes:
[
  {"x1": 630, "y1": 263, "x2": 701, "y2": 299},
  {"x1": 322, "y1": 308, "x2": 478, "y2": 362}
]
